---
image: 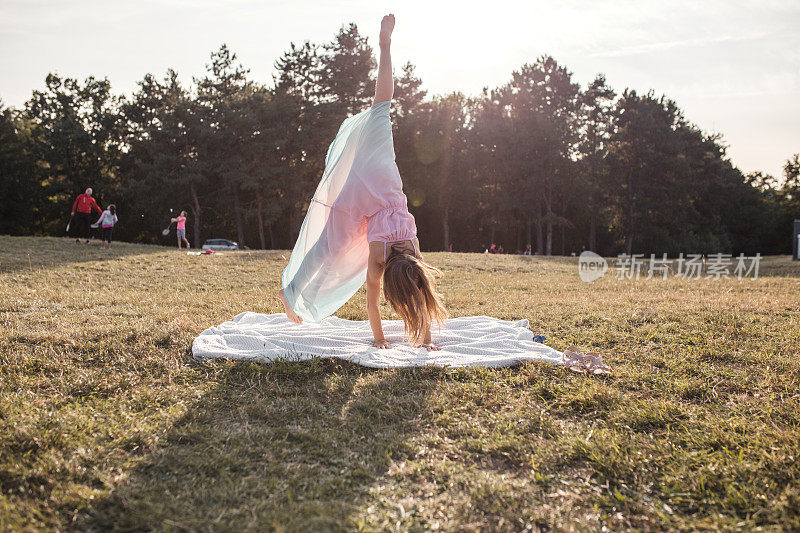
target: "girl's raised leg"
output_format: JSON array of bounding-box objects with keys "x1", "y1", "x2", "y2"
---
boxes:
[{"x1": 373, "y1": 14, "x2": 395, "y2": 105}]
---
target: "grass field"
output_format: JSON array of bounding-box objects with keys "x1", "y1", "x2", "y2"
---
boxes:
[{"x1": 1, "y1": 235, "x2": 799, "y2": 531}]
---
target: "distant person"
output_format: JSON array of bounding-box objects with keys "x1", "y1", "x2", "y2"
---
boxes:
[
  {"x1": 171, "y1": 211, "x2": 190, "y2": 249},
  {"x1": 71, "y1": 188, "x2": 103, "y2": 243},
  {"x1": 448, "y1": 243, "x2": 453, "y2": 252},
  {"x1": 95, "y1": 204, "x2": 118, "y2": 250},
  {"x1": 524, "y1": 244, "x2": 532, "y2": 255}
]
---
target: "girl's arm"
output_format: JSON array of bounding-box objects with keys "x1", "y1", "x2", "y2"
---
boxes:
[
  {"x1": 95, "y1": 212, "x2": 105, "y2": 225},
  {"x1": 366, "y1": 256, "x2": 388, "y2": 348},
  {"x1": 422, "y1": 326, "x2": 441, "y2": 351},
  {"x1": 372, "y1": 14, "x2": 395, "y2": 106}
]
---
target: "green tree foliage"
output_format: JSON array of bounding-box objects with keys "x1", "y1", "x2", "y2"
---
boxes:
[
  {"x1": 317, "y1": 23, "x2": 376, "y2": 114},
  {"x1": 747, "y1": 154, "x2": 800, "y2": 255},
  {"x1": 400, "y1": 93, "x2": 472, "y2": 250},
  {"x1": 2, "y1": 23, "x2": 796, "y2": 256},
  {"x1": 783, "y1": 154, "x2": 800, "y2": 204},
  {"x1": 0, "y1": 103, "x2": 42, "y2": 234},
  {"x1": 120, "y1": 70, "x2": 206, "y2": 246},
  {"x1": 196, "y1": 45, "x2": 256, "y2": 247},
  {"x1": 604, "y1": 90, "x2": 770, "y2": 255},
  {"x1": 24, "y1": 74, "x2": 123, "y2": 233},
  {"x1": 242, "y1": 86, "x2": 300, "y2": 249},
  {"x1": 577, "y1": 75, "x2": 616, "y2": 252},
  {"x1": 470, "y1": 56, "x2": 581, "y2": 254}
]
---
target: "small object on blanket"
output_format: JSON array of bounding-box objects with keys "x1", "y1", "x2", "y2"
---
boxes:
[
  {"x1": 187, "y1": 250, "x2": 222, "y2": 256},
  {"x1": 533, "y1": 334, "x2": 546, "y2": 344},
  {"x1": 192, "y1": 312, "x2": 565, "y2": 369},
  {"x1": 562, "y1": 346, "x2": 611, "y2": 375}
]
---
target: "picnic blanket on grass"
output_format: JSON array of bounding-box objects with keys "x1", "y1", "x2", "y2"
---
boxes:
[{"x1": 192, "y1": 312, "x2": 563, "y2": 369}]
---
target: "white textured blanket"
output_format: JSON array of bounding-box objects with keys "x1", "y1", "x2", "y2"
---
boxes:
[{"x1": 192, "y1": 312, "x2": 563, "y2": 369}]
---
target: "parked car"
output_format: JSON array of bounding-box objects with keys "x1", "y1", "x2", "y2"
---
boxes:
[{"x1": 201, "y1": 239, "x2": 242, "y2": 251}]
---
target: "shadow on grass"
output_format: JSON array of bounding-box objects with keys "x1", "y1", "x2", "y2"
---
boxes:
[
  {"x1": 81, "y1": 358, "x2": 438, "y2": 530},
  {"x1": 0, "y1": 236, "x2": 168, "y2": 274}
]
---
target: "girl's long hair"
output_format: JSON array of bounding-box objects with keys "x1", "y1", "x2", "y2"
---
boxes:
[
  {"x1": 108, "y1": 204, "x2": 116, "y2": 216},
  {"x1": 382, "y1": 252, "x2": 448, "y2": 345}
]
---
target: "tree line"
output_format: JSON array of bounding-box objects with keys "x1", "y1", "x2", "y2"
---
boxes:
[{"x1": 1, "y1": 23, "x2": 798, "y2": 255}]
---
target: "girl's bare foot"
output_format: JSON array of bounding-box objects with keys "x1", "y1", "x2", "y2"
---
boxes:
[
  {"x1": 277, "y1": 289, "x2": 303, "y2": 324},
  {"x1": 379, "y1": 14, "x2": 394, "y2": 46}
]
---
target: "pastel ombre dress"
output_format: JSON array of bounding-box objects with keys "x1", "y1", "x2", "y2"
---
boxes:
[{"x1": 282, "y1": 101, "x2": 417, "y2": 322}]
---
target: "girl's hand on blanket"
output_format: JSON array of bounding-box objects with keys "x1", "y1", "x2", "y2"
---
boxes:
[
  {"x1": 422, "y1": 342, "x2": 441, "y2": 352},
  {"x1": 374, "y1": 339, "x2": 391, "y2": 349}
]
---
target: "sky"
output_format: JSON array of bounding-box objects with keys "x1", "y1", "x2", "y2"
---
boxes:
[{"x1": 1, "y1": 0, "x2": 798, "y2": 178}]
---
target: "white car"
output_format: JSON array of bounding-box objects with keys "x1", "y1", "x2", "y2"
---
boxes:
[{"x1": 201, "y1": 239, "x2": 242, "y2": 251}]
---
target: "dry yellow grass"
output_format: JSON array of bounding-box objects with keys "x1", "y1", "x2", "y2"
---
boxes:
[{"x1": 1, "y1": 236, "x2": 799, "y2": 531}]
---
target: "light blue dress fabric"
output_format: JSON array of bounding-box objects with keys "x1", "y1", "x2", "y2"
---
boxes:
[{"x1": 282, "y1": 101, "x2": 408, "y2": 322}]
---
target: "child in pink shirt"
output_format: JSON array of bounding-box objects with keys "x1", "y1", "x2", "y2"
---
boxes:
[{"x1": 171, "y1": 211, "x2": 190, "y2": 249}]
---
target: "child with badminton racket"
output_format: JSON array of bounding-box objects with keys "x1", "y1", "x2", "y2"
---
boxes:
[{"x1": 170, "y1": 211, "x2": 190, "y2": 249}]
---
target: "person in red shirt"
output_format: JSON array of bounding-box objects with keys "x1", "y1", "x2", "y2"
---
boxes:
[{"x1": 71, "y1": 187, "x2": 103, "y2": 243}]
